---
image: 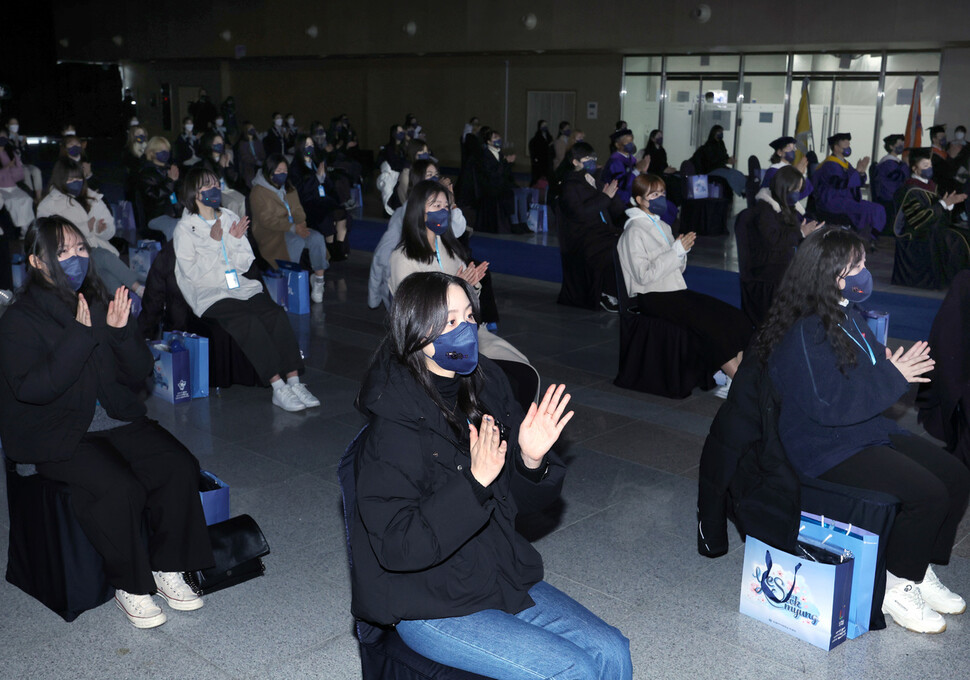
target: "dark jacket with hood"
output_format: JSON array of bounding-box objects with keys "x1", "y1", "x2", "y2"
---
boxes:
[
  {"x1": 349, "y1": 348, "x2": 565, "y2": 626},
  {"x1": 0, "y1": 284, "x2": 153, "y2": 464}
]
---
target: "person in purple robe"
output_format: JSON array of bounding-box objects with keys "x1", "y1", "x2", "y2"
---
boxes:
[
  {"x1": 761, "y1": 136, "x2": 813, "y2": 202},
  {"x1": 811, "y1": 132, "x2": 885, "y2": 242},
  {"x1": 871, "y1": 134, "x2": 908, "y2": 223},
  {"x1": 599, "y1": 128, "x2": 650, "y2": 205}
]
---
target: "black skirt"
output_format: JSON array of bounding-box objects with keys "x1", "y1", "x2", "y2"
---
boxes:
[{"x1": 636, "y1": 289, "x2": 752, "y2": 370}]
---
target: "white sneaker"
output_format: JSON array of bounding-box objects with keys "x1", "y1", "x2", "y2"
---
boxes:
[
  {"x1": 713, "y1": 376, "x2": 732, "y2": 399},
  {"x1": 272, "y1": 384, "x2": 306, "y2": 412},
  {"x1": 290, "y1": 382, "x2": 321, "y2": 408},
  {"x1": 115, "y1": 589, "x2": 167, "y2": 629},
  {"x1": 311, "y1": 275, "x2": 325, "y2": 303},
  {"x1": 920, "y1": 565, "x2": 966, "y2": 615},
  {"x1": 153, "y1": 571, "x2": 204, "y2": 611},
  {"x1": 882, "y1": 582, "x2": 947, "y2": 633}
]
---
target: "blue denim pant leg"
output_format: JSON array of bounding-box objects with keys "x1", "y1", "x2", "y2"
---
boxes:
[
  {"x1": 284, "y1": 230, "x2": 330, "y2": 272},
  {"x1": 395, "y1": 581, "x2": 632, "y2": 680}
]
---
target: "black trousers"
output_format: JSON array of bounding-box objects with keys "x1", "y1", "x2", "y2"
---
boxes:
[
  {"x1": 36, "y1": 418, "x2": 214, "y2": 594},
  {"x1": 203, "y1": 292, "x2": 305, "y2": 384},
  {"x1": 819, "y1": 433, "x2": 970, "y2": 582},
  {"x1": 636, "y1": 289, "x2": 752, "y2": 370}
]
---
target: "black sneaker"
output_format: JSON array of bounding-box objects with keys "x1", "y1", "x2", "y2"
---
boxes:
[{"x1": 600, "y1": 294, "x2": 619, "y2": 313}]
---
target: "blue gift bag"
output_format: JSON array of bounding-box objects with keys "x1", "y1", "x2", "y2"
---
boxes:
[
  {"x1": 130, "y1": 240, "x2": 162, "y2": 282},
  {"x1": 199, "y1": 470, "x2": 230, "y2": 526},
  {"x1": 799, "y1": 512, "x2": 879, "y2": 639},
  {"x1": 275, "y1": 260, "x2": 310, "y2": 315},
  {"x1": 349, "y1": 184, "x2": 364, "y2": 220},
  {"x1": 527, "y1": 203, "x2": 548, "y2": 233},
  {"x1": 860, "y1": 309, "x2": 890, "y2": 346},
  {"x1": 10, "y1": 254, "x2": 25, "y2": 289},
  {"x1": 111, "y1": 200, "x2": 137, "y2": 245},
  {"x1": 163, "y1": 331, "x2": 209, "y2": 398},
  {"x1": 740, "y1": 535, "x2": 853, "y2": 651},
  {"x1": 149, "y1": 340, "x2": 191, "y2": 404},
  {"x1": 688, "y1": 175, "x2": 710, "y2": 199},
  {"x1": 262, "y1": 270, "x2": 287, "y2": 307}
]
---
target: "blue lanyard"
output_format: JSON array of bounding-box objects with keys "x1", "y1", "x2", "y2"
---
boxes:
[
  {"x1": 220, "y1": 235, "x2": 231, "y2": 268},
  {"x1": 839, "y1": 318, "x2": 876, "y2": 365},
  {"x1": 645, "y1": 213, "x2": 671, "y2": 246},
  {"x1": 434, "y1": 237, "x2": 443, "y2": 270},
  {"x1": 282, "y1": 196, "x2": 293, "y2": 223}
]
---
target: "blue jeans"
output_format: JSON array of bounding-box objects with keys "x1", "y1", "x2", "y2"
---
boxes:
[
  {"x1": 395, "y1": 581, "x2": 632, "y2": 680},
  {"x1": 284, "y1": 229, "x2": 330, "y2": 272}
]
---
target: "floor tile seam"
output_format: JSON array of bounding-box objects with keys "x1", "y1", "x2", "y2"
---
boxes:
[
  {"x1": 149, "y1": 634, "x2": 239, "y2": 679},
  {"x1": 542, "y1": 569, "x2": 641, "y2": 610},
  {"x1": 246, "y1": 629, "x2": 358, "y2": 676}
]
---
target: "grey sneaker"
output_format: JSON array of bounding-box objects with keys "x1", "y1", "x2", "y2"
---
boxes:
[
  {"x1": 115, "y1": 589, "x2": 167, "y2": 629},
  {"x1": 153, "y1": 571, "x2": 204, "y2": 611},
  {"x1": 272, "y1": 384, "x2": 306, "y2": 412},
  {"x1": 311, "y1": 275, "x2": 325, "y2": 303}
]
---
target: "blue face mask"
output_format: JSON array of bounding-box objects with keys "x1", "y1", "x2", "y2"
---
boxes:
[
  {"x1": 67, "y1": 146, "x2": 82, "y2": 159},
  {"x1": 272, "y1": 172, "x2": 288, "y2": 187},
  {"x1": 212, "y1": 143, "x2": 224, "y2": 154},
  {"x1": 395, "y1": 131, "x2": 406, "y2": 141},
  {"x1": 623, "y1": 142, "x2": 636, "y2": 154},
  {"x1": 430, "y1": 321, "x2": 479, "y2": 375},
  {"x1": 426, "y1": 208, "x2": 451, "y2": 235},
  {"x1": 647, "y1": 196, "x2": 668, "y2": 215},
  {"x1": 155, "y1": 149, "x2": 171, "y2": 164},
  {"x1": 562, "y1": 128, "x2": 572, "y2": 137},
  {"x1": 894, "y1": 144, "x2": 905, "y2": 155},
  {"x1": 582, "y1": 159, "x2": 597, "y2": 173},
  {"x1": 429, "y1": 175, "x2": 441, "y2": 183},
  {"x1": 416, "y1": 152, "x2": 431, "y2": 160},
  {"x1": 65, "y1": 179, "x2": 84, "y2": 197},
  {"x1": 304, "y1": 145, "x2": 314, "y2": 157},
  {"x1": 60, "y1": 255, "x2": 89, "y2": 291},
  {"x1": 841, "y1": 267, "x2": 872, "y2": 303},
  {"x1": 655, "y1": 136, "x2": 663, "y2": 146},
  {"x1": 715, "y1": 132, "x2": 724, "y2": 141},
  {"x1": 787, "y1": 191, "x2": 801, "y2": 206},
  {"x1": 784, "y1": 150, "x2": 796, "y2": 162},
  {"x1": 492, "y1": 138, "x2": 503, "y2": 149},
  {"x1": 939, "y1": 137, "x2": 948, "y2": 148},
  {"x1": 920, "y1": 167, "x2": 934, "y2": 180},
  {"x1": 200, "y1": 187, "x2": 222, "y2": 208},
  {"x1": 843, "y1": 146, "x2": 852, "y2": 158}
]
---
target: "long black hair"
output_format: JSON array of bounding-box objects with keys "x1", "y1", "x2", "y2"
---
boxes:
[
  {"x1": 399, "y1": 180, "x2": 467, "y2": 264},
  {"x1": 385, "y1": 271, "x2": 485, "y2": 434},
  {"x1": 769, "y1": 165, "x2": 804, "y2": 229},
  {"x1": 754, "y1": 226, "x2": 867, "y2": 372},
  {"x1": 262, "y1": 153, "x2": 293, "y2": 191},
  {"x1": 24, "y1": 216, "x2": 109, "y2": 308},
  {"x1": 48, "y1": 158, "x2": 91, "y2": 212}
]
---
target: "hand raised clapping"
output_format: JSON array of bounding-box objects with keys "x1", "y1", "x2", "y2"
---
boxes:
[
  {"x1": 469, "y1": 415, "x2": 507, "y2": 487},
  {"x1": 457, "y1": 261, "x2": 489, "y2": 287},
  {"x1": 887, "y1": 341, "x2": 935, "y2": 383},
  {"x1": 106, "y1": 286, "x2": 131, "y2": 328},
  {"x1": 518, "y1": 384, "x2": 574, "y2": 466},
  {"x1": 228, "y1": 216, "x2": 250, "y2": 239}
]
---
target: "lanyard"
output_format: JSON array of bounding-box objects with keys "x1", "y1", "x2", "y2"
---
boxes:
[
  {"x1": 434, "y1": 237, "x2": 443, "y2": 270},
  {"x1": 282, "y1": 196, "x2": 293, "y2": 223},
  {"x1": 645, "y1": 213, "x2": 671, "y2": 246},
  {"x1": 220, "y1": 237, "x2": 231, "y2": 268},
  {"x1": 839, "y1": 318, "x2": 876, "y2": 366}
]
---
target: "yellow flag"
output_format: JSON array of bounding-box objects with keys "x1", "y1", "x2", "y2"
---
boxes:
[{"x1": 794, "y1": 78, "x2": 813, "y2": 164}]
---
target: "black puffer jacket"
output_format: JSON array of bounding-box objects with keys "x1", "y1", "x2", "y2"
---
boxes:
[
  {"x1": 350, "y1": 349, "x2": 565, "y2": 626},
  {"x1": 134, "y1": 159, "x2": 179, "y2": 222},
  {"x1": 0, "y1": 284, "x2": 153, "y2": 464}
]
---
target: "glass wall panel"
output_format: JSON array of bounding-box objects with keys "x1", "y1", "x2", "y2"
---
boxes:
[
  {"x1": 623, "y1": 56, "x2": 663, "y2": 73},
  {"x1": 621, "y1": 75, "x2": 662, "y2": 149},
  {"x1": 792, "y1": 53, "x2": 881, "y2": 73},
  {"x1": 666, "y1": 55, "x2": 739, "y2": 73},
  {"x1": 744, "y1": 54, "x2": 789, "y2": 73},
  {"x1": 886, "y1": 52, "x2": 941, "y2": 72},
  {"x1": 738, "y1": 76, "x2": 788, "y2": 169}
]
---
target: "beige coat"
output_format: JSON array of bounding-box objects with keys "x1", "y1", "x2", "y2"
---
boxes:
[
  {"x1": 617, "y1": 207, "x2": 688, "y2": 297},
  {"x1": 387, "y1": 243, "x2": 533, "y2": 367},
  {"x1": 250, "y1": 179, "x2": 306, "y2": 269}
]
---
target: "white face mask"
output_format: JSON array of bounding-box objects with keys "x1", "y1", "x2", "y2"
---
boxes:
[
  {"x1": 287, "y1": 117, "x2": 295, "y2": 126},
  {"x1": 129, "y1": 119, "x2": 139, "y2": 126},
  {"x1": 957, "y1": 131, "x2": 967, "y2": 141},
  {"x1": 185, "y1": 123, "x2": 194, "y2": 133},
  {"x1": 8, "y1": 124, "x2": 18, "y2": 133},
  {"x1": 274, "y1": 118, "x2": 283, "y2": 127},
  {"x1": 215, "y1": 118, "x2": 224, "y2": 127},
  {"x1": 64, "y1": 130, "x2": 76, "y2": 136}
]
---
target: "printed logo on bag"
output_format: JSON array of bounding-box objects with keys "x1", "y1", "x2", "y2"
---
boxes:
[
  {"x1": 178, "y1": 379, "x2": 188, "y2": 392},
  {"x1": 751, "y1": 551, "x2": 820, "y2": 625}
]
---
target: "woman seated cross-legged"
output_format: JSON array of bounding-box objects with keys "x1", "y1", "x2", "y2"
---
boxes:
[
  {"x1": 173, "y1": 166, "x2": 320, "y2": 412},
  {"x1": 251, "y1": 154, "x2": 329, "y2": 304},
  {"x1": 350, "y1": 271, "x2": 633, "y2": 679},
  {"x1": 618, "y1": 174, "x2": 752, "y2": 396},
  {"x1": 0, "y1": 216, "x2": 214, "y2": 629},
  {"x1": 756, "y1": 226, "x2": 970, "y2": 634}
]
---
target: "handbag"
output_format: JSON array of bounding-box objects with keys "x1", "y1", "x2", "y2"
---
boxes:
[{"x1": 184, "y1": 514, "x2": 270, "y2": 595}]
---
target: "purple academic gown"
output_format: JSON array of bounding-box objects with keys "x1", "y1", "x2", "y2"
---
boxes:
[
  {"x1": 811, "y1": 157, "x2": 887, "y2": 234},
  {"x1": 600, "y1": 151, "x2": 679, "y2": 224},
  {"x1": 872, "y1": 157, "x2": 908, "y2": 205}
]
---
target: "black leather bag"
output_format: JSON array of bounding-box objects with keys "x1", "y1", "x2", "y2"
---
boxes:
[{"x1": 184, "y1": 514, "x2": 269, "y2": 595}]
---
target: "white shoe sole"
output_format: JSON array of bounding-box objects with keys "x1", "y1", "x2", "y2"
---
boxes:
[
  {"x1": 115, "y1": 597, "x2": 167, "y2": 629},
  {"x1": 156, "y1": 589, "x2": 204, "y2": 611},
  {"x1": 882, "y1": 604, "x2": 947, "y2": 634},
  {"x1": 273, "y1": 396, "x2": 306, "y2": 412}
]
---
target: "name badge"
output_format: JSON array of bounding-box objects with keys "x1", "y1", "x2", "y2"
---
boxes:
[
  {"x1": 225, "y1": 270, "x2": 240, "y2": 289},
  {"x1": 169, "y1": 192, "x2": 178, "y2": 204},
  {"x1": 317, "y1": 184, "x2": 326, "y2": 198},
  {"x1": 221, "y1": 178, "x2": 227, "y2": 191}
]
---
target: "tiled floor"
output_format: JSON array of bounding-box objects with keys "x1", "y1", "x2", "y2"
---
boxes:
[{"x1": 1, "y1": 214, "x2": 966, "y2": 679}]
